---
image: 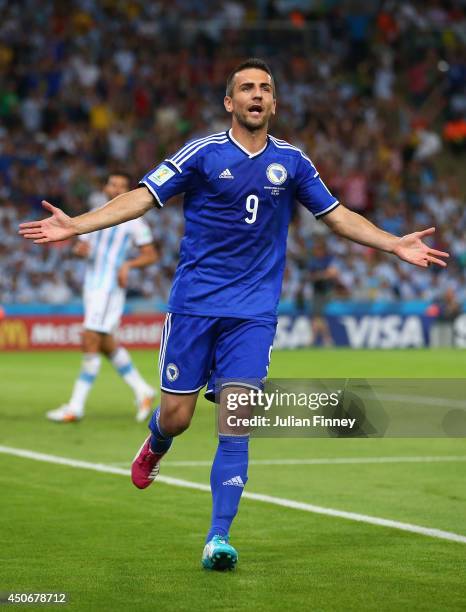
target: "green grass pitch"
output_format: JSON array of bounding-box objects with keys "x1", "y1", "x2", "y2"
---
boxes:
[{"x1": 1, "y1": 349, "x2": 465, "y2": 611}]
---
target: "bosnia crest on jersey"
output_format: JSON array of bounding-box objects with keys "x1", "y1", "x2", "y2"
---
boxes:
[{"x1": 266, "y1": 163, "x2": 287, "y2": 185}]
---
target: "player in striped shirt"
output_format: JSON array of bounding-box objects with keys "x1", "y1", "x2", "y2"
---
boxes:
[
  {"x1": 46, "y1": 172, "x2": 158, "y2": 424},
  {"x1": 20, "y1": 59, "x2": 449, "y2": 570}
]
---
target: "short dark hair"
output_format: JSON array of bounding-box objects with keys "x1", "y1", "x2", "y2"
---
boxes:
[
  {"x1": 106, "y1": 171, "x2": 132, "y2": 187},
  {"x1": 225, "y1": 58, "x2": 275, "y2": 97}
]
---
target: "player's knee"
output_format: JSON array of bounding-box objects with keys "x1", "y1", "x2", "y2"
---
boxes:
[
  {"x1": 82, "y1": 330, "x2": 101, "y2": 353},
  {"x1": 159, "y1": 397, "x2": 194, "y2": 436},
  {"x1": 100, "y1": 334, "x2": 116, "y2": 356},
  {"x1": 160, "y1": 410, "x2": 192, "y2": 436}
]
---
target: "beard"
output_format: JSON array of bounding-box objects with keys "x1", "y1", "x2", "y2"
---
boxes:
[{"x1": 234, "y1": 109, "x2": 269, "y2": 132}]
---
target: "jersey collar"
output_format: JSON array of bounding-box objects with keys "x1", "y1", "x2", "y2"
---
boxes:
[{"x1": 227, "y1": 129, "x2": 269, "y2": 158}]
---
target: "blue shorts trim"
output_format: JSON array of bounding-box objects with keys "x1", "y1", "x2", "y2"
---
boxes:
[{"x1": 160, "y1": 384, "x2": 205, "y2": 395}]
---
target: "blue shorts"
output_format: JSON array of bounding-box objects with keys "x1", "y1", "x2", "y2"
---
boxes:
[{"x1": 158, "y1": 313, "x2": 277, "y2": 402}]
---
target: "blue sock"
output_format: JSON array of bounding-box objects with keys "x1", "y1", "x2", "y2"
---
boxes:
[
  {"x1": 148, "y1": 406, "x2": 173, "y2": 454},
  {"x1": 206, "y1": 434, "x2": 249, "y2": 543}
]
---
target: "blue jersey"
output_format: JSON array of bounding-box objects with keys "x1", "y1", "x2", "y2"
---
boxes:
[{"x1": 140, "y1": 130, "x2": 339, "y2": 321}]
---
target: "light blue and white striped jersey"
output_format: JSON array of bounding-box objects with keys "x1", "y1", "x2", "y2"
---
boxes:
[{"x1": 81, "y1": 218, "x2": 152, "y2": 292}]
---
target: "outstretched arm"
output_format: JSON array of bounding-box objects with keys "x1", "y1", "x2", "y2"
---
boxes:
[
  {"x1": 322, "y1": 205, "x2": 449, "y2": 268},
  {"x1": 19, "y1": 187, "x2": 154, "y2": 244}
]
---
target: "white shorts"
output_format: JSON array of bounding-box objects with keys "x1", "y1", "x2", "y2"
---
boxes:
[{"x1": 83, "y1": 288, "x2": 126, "y2": 334}]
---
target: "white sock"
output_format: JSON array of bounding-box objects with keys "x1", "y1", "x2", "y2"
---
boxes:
[
  {"x1": 109, "y1": 347, "x2": 153, "y2": 400},
  {"x1": 68, "y1": 354, "x2": 102, "y2": 415}
]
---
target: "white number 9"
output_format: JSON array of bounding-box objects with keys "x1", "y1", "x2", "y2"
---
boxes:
[{"x1": 245, "y1": 194, "x2": 259, "y2": 224}]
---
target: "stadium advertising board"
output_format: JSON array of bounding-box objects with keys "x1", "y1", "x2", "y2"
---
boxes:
[
  {"x1": 275, "y1": 314, "x2": 431, "y2": 349},
  {"x1": 0, "y1": 313, "x2": 440, "y2": 350},
  {"x1": 0, "y1": 315, "x2": 166, "y2": 351}
]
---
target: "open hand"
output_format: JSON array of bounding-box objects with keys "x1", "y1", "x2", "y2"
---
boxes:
[
  {"x1": 18, "y1": 201, "x2": 76, "y2": 244},
  {"x1": 393, "y1": 228, "x2": 449, "y2": 268}
]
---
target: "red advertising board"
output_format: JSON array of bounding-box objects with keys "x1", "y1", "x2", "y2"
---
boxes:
[{"x1": 0, "y1": 314, "x2": 166, "y2": 351}]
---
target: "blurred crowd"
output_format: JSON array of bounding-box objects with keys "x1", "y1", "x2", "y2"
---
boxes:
[{"x1": 0, "y1": 0, "x2": 465, "y2": 308}]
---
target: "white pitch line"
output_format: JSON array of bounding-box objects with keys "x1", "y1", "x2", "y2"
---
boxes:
[
  {"x1": 1, "y1": 445, "x2": 465, "y2": 545},
  {"x1": 108, "y1": 455, "x2": 466, "y2": 468}
]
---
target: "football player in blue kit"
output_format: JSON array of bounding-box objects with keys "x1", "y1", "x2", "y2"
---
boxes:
[{"x1": 20, "y1": 58, "x2": 449, "y2": 571}]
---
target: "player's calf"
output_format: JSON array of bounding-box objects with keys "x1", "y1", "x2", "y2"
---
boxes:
[{"x1": 202, "y1": 388, "x2": 253, "y2": 570}]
